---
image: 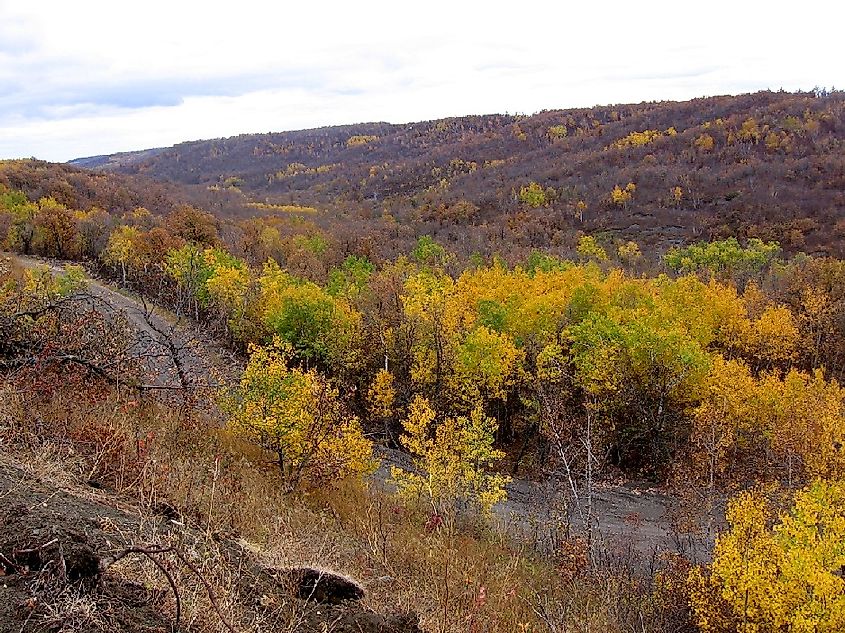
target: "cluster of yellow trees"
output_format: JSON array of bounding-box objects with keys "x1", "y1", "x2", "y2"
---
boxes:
[
  {"x1": 691, "y1": 481, "x2": 845, "y2": 632},
  {"x1": 11, "y1": 201, "x2": 845, "y2": 628},
  {"x1": 611, "y1": 126, "x2": 677, "y2": 149},
  {"x1": 176, "y1": 236, "x2": 845, "y2": 629},
  {"x1": 146, "y1": 237, "x2": 844, "y2": 490}
]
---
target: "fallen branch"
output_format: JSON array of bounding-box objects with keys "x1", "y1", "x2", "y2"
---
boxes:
[
  {"x1": 103, "y1": 543, "x2": 237, "y2": 633},
  {"x1": 102, "y1": 545, "x2": 181, "y2": 632}
]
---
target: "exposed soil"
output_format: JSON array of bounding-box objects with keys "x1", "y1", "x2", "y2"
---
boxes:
[{"x1": 0, "y1": 454, "x2": 421, "y2": 633}]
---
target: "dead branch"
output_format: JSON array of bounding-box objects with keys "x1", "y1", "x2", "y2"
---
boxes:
[
  {"x1": 139, "y1": 296, "x2": 191, "y2": 391},
  {"x1": 171, "y1": 546, "x2": 238, "y2": 633},
  {"x1": 102, "y1": 543, "x2": 237, "y2": 633},
  {"x1": 102, "y1": 545, "x2": 182, "y2": 633}
]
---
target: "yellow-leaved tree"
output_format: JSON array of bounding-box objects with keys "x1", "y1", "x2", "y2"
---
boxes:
[
  {"x1": 689, "y1": 480, "x2": 845, "y2": 633},
  {"x1": 617, "y1": 240, "x2": 642, "y2": 267},
  {"x1": 102, "y1": 225, "x2": 140, "y2": 284},
  {"x1": 689, "y1": 356, "x2": 760, "y2": 489},
  {"x1": 610, "y1": 182, "x2": 636, "y2": 207},
  {"x1": 690, "y1": 358, "x2": 845, "y2": 487},
  {"x1": 761, "y1": 368, "x2": 845, "y2": 483},
  {"x1": 206, "y1": 262, "x2": 253, "y2": 340},
  {"x1": 367, "y1": 368, "x2": 396, "y2": 419},
  {"x1": 576, "y1": 235, "x2": 609, "y2": 262},
  {"x1": 390, "y1": 396, "x2": 509, "y2": 517},
  {"x1": 450, "y1": 325, "x2": 524, "y2": 410},
  {"x1": 224, "y1": 339, "x2": 374, "y2": 489}
]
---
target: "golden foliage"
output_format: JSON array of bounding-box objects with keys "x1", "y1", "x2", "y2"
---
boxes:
[
  {"x1": 548, "y1": 124, "x2": 568, "y2": 140},
  {"x1": 391, "y1": 396, "x2": 509, "y2": 515},
  {"x1": 367, "y1": 368, "x2": 396, "y2": 419},
  {"x1": 690, "y1": 357, "x2": 845, "y2": 484},
  {"x1": 346, "y1": 134, "x2": 379, "y2": 147},
  {"x1": 610, "y1": 182, "x2": 636, "y2": 206},
  {"x1": 694, "y1": 133, "x2": 715, "y2": 151},
  {"x1": 738, "y1": 118, "x2": 761, "y2": 144},
  {"x1": 224, "y1": 339, "x2": 375, "y2": 488},
  {"x1": 617, "y1": 240, "x2": 642, "y2": 266},
  {"x1": 451, "y1": 325, "x2": 525, "y2": 406},
  {"x1": 518, "y1": 181, "x2": 548, "y2": 208},
  {"x1": 690, "y1": 481, "x2": 845, "y2": 633},
  {"x1": 671, "y1": 185, "x2": 683, "y2": 205},
  {"x1": 246, "y1": 202, "x2": 318, "y2": 214},
  {"x1": 612, "y1": 129, "x2": 663, "y2": 148},
  {"x1": 576, "y1": 235, "x2": 609, "y2": 261},
  {"x1": 689, "y1": 356, "x2": 760, "y2": 484}
]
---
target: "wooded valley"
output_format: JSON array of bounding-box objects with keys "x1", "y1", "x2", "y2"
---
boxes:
[{"x1": 3, "y1": 90, "x2": 845, "y2": 632}]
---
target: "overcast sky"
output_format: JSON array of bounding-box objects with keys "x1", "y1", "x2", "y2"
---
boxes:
[{"x1": 1, "y1": 0, "x2": 842, "y2": 162}]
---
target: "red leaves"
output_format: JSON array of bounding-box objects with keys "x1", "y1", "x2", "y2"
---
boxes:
[{"x1": 424, "y1": 513, "x2": 443, "y2": 533}]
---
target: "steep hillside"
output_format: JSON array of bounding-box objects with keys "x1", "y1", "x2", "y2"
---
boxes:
[
  {"x1": 0, "y1": 455, "x2": 421, "y2": 633},
  {"x1": 72, "y1": 90, "x2": 845, "y2": 257},
  {"x1": 0, "y1": 160, "x2": 189, "y2": 216}
]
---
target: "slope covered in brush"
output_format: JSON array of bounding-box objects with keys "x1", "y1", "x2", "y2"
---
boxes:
[{"x1": 71, "y1": 91, "x2": 845, "y2": 256}]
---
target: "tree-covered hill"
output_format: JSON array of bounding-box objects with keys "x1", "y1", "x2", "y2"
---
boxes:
[
  {"x1": 6, "y1": 90, "x2": 845, "y2": 633},
  {"x1": 70, "y1": 90, "x2": 845, "y2": 257}
]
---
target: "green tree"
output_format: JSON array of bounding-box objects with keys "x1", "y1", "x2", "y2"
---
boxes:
[
  {"x1": 411, "y1": 235, "x2": 447, "y2": 267},
  {"x1": 165, "y1": 244, "x2": 246, "y2": 318},
  {"x1": 259, "y1": 260, "x2": 361, "y2": 371},
  {"x1": 664, "y1": 238, "x2": 781, "y2": 277},
  {"x1": 519, "y1": 182, "x2": 547, "y2": 208},
  {"x1": 326, "y1": 254, "x2": 375, "y2": 298},
  {"x1": 569, "y1": 315, "x2": 709, "y2": 473}
]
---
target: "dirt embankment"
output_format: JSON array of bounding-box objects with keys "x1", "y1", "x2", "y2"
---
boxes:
[{"x1": 0, "y1": 454, "x2": 421, "y2": 633}]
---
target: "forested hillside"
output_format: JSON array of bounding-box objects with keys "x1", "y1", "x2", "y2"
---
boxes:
[
  {"x1": 0, "y1": 159, "x2": 198, "y2": 216},
  {"x1": 73, "y1": 90, "x2": 845, "y2": 257},
  {"x1": 5, "y1": 89, "x2": 845, "y2": 632}
]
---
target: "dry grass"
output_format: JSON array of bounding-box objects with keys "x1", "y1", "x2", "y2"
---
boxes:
[{"x1": 0, "y1": 373, "x2": 696, "y2": 633}]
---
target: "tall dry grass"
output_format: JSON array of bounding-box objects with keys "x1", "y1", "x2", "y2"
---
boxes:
[{"x1": 0, "y1": 371, "x2": 695, "y2": 632}]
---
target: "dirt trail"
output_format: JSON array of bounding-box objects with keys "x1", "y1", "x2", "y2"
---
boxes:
[
  {"x1": 13, "y1": 254, "x2": 243, "y2": 392},
  {"x1": 374, "y1": 448, "x2": 723, "y2": 563},
  {"x1": 495, "y1": 475, "x2": 723, "y2": 563},
  {"x1": 14, "y1": 254, "x2": 723, "y2": 562}
]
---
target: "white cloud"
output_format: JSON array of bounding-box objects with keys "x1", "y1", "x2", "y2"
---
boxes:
[{"x1": 1, "y1": 0, "x2": 843, "y2": 161}]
